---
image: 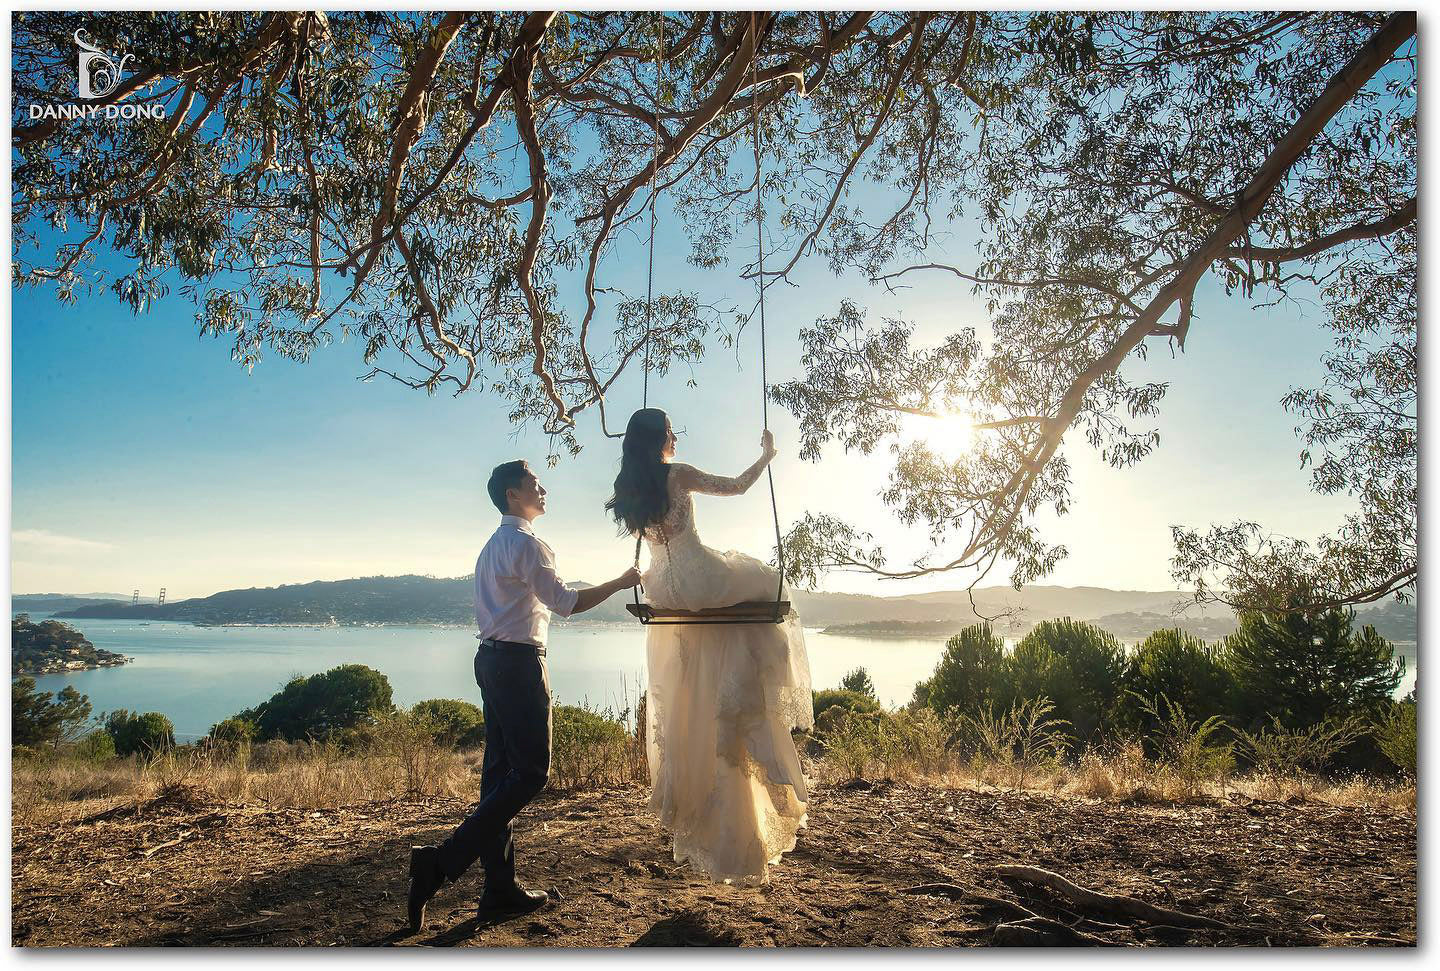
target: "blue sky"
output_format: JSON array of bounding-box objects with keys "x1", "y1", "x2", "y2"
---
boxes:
[
  {"x1": 7, "y1": 50, "x2": 1364, "y2": 604},
  {"x1": 8, "y1": 187, "x2": 1358, "y2": 602}
]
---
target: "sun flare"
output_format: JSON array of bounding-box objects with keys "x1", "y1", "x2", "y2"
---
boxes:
[{"x1": 896, "y1": 411, "x2": 977, "y2": 462}]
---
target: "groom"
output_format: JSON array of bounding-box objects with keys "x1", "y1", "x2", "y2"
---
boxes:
[{"x1": 406, "y1": 459, "x2": 641, "y2": 929}]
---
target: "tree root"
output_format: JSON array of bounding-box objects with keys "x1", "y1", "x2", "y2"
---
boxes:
[
  {"x1": 993, "y1": 864, "x2": 1260, "y2": 935},
  {"x1": 901, "y1": 882, "x2": 1040, "y2": 922},
  {"x1": 992, "y1": 916, "x2": 1121, "y2": 946}
]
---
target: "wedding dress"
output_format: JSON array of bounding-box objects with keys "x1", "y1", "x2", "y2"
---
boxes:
[{"x1": 641, "y1": 461, "x2": 814, "y2": 885}]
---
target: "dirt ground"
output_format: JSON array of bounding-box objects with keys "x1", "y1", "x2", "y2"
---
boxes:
[{"x1": 10, "y1": 780, "x2": 1416, "y2": 947}]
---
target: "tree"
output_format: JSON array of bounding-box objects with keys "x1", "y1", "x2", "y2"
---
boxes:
[
  {"x1": 411, "y1": 698, "x2": 486, "y2": 749},
  {"x1": 105, "y1": 709, "x2": 176, "y2": 756},
  {"x1": 236, "y1": 663, "x2": 393, "y2": 742},
  {"x1": 839, "y1": 667, "x2": 876, "y2": 699},
  {"x1": 11, "y1": 10, "x2": 978, "y2": 444},
  {"x1": 811, "y1": 688, "x2": 881, "y2": 732},
  {"x1": 1119, "y1": 628, "x2": 1237, "y2": 731},
  {"x1": 914, "y1": 622, "x2": 1005, "y2": 719},
  {"x1": 1372, "y1": 698, "x2": 1416, "y2": 776},
  {"x1": 11, "y1": 615, "x2": 120, "y2": 674},
  {"x1": 10, "y1": 677, "x2": 93, "y2": 748},
  {"x1": 205, "y1": 716, "x2": 257, "y2": 756},
  {"x1": 1005, "y1": 619, "x2": 1125, "y2": 741},
  {"x1": 12, "y1": 13, "x2": 1415, "y2": 604},
  {"x1": 771, "y1": 14, "x2": 1415, "y2": 611},
  {"x1": 50, "y1": 686, "x2": 93, "y2": 745},
  {"x1": 12, "y1": 677, "x2": 61, "y2": 747},
  {"x1": 1222, "y1": 605, "x2": 1403, "y2": 730}
]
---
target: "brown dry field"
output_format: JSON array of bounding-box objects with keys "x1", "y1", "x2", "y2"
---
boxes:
[{"x1": 10, "y1": 780, "x2": 1415, "y2": 947}]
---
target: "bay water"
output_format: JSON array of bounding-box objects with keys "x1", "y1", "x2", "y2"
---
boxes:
[{"x1": 25, "y1": 616, "x2": 1417, "y2": 743}]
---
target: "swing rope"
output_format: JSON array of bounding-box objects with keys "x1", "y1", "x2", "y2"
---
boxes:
[
  {"x1": 633, "y1": 13, "x2": 663, "y2": 583},
  {"x1": 641, "y1": 11, "x2": 661, "y2": 410},
  {"x1": 626, "y1": 12, "x2": 788, "y2": 625},
  {"x1": 751, "y1": 11, "x2": 787, "y2": 615}
]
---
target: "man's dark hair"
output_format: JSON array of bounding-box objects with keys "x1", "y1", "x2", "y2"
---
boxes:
[{"x1": 487, "y1": 460, "x2": 532, "y2": 514}]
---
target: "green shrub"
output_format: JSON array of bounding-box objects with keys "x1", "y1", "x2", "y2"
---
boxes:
[
  {"x1": 1224, "y1": 607, "x2": 1403, "y2": 730},
  {"x1": 1129, "y1": 692, "x2": 1233, "y2": 795},
  {"x1": 105, "y1": 710, "x2": 176, "y2": 757},
  {"x1": 877, "y1": 707, "x2": 959, "y2": 778},
  {"x1": 1008, "y1": 620, "x2": 1124, "y2": 741},
  {"x1": 1120, "y1": 629, "x2": 1236, "y2": 730},
  {"x1": 10, "y1": 743, "x2": 53, "y2": 766},
  {"x1": 1372, "y1": 701, "x2": 1417, "y2": 776},
  {"x1": 916, "y1": 623, "x2": 1006, "y2": 719},
  {"x1": 550, "y1": 704, "x2": 631, "y2": 789},
  {"x1": 74, "y1": 729, "x2": 117, "y2": 764},
  {"x1": 1234, "y1": 715, "x2": 1365, "y2": 792},
  {"x1": 962, "y1": 696, "x2": 1071, "y2": 789},
  {"x1": 1006, "y1": 696, "x2": 1073, "y2": 789},
  {"x1": 235, "y1": 664, "x2": 394, "y2": 743},
  {"x1": 812, "y1": 688, "x2": 881, "y2": 729},
  {"x1": 839, "y1": 667, "x2": 877, "y2": 699},
  {"x1": 207, "y1": 717, "x2": 256, "y2": 746},
  {"x1": 411, "y1": 698, "x2": 485, "y2": 749},
  {"x1": 818, "y1": 708, "x2": 888, "y2": 780},
  {"x1": 367, "y1": 708, "x2": 450, "y2": 795}
]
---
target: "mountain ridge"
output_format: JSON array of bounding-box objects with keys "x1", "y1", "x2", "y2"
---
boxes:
[{"x1": 42, "y1": 574, "x2": 1415, "y2": 642}]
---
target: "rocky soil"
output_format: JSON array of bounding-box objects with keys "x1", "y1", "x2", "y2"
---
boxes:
[{"x1": 10, "y1": 780, "x2": 1416, "y2": 947}]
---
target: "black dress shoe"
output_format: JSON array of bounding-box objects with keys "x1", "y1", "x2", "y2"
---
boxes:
[
  {"x1": 407, "y1": 845, "x2": 445, "y2": 930},
  {"x1": 478, "y1": 883, "x2": 549, "y2": 915}
]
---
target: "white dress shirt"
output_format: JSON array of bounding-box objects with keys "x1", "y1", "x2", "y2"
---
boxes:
[{"x1": 474, "y1": 515, "x2": 580, "y2": 647}]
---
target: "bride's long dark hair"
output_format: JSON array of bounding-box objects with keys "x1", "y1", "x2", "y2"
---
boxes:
[{"x1": 605, "y1": 408, "x2": 671, "y2": 535}]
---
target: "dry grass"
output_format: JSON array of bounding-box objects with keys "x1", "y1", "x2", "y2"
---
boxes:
[
  {"x1": 12, "y1": 712, "x2": 1413, "y2": 826},
  {"x1": 801, "y1": 718, "x2": 1413, "y2": 811},
  {"x1": 11, "y1": 744, "x2": 482, "y2": 824},
  {"x1": 11, "y1": 703, "x2": 652, "y2": 823}
]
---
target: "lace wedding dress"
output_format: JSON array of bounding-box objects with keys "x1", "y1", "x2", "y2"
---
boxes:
[{"x1": 640, "y1": 461, "x2": 814, "y2": 885}]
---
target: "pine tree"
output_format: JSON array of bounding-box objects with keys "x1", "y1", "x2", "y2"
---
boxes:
[{"x1": 1224, "y1": 606, "x2": 1403, "y2": 729}]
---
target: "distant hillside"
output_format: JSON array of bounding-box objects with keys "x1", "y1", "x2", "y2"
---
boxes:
[
  {"x1": 819, "y1": 601, "x2": 1415, "y2": 645},
  {"x1": 791, "y1": 586, "x2": 1230, "y2": 631},
  {"x1": 1352, "y1": 598, "x2": 1417, "y2": 641},
  {"x1": 52, "y1": 575, "x2": 635, "y2": 627},
  {"x1": 48, "y1": 575, "x2": 1415, "y2": 643},
  {"x1": 819, "y1": 610, "x2": 1240, "y2": 641},
  {"x1": 12, "y1": 595, "x2": 129, "y2": 613},
  {"x1": 1086, "y1": 611, "x2": 1239, "y2": 641}
]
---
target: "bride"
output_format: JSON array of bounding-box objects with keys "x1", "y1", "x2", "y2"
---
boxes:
[{"x1": 605, "y1": 407, "x2": 813, "y2": 885}]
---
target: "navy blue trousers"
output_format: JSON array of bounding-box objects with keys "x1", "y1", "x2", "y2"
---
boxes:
[{"x1": 437, "y1": 646, "x2": 551, "y2": 891}]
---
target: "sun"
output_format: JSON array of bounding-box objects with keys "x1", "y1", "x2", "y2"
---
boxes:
[{"x1": 896, "y1": 410, "x2": 977, "y2": 462}]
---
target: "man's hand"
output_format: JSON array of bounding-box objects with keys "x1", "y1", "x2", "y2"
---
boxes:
[
  {"x1": 571, "y1": 566, "x2": 645, "y2": 615},
  {"x1": 761, "y1": 429, "x2": 777, "y2": 460}
]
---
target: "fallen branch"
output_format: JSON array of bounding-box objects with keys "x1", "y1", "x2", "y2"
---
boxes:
[
  {"x1": 142, "y1": 832, "x2": 190, "y2": 858},
  {"x1": 1340, "y1": 931, "x2": 1415, "y2": 946},
  {"x1": 993, "y1": 864, "x2": 1242, "y2": 932}
]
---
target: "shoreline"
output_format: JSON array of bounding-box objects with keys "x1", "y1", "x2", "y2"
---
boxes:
[{"x1": 14, "y1": 656, "x2": 133, "y2": 676}]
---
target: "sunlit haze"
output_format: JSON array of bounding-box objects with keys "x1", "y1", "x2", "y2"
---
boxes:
[{"x1": 8, "y1": 183, "x2": 1357, "y2": 603}]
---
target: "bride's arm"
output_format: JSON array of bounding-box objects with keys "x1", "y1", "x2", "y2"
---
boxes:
[{"x1": 672, "y1": 431, "x2": 778, "y2": 496}]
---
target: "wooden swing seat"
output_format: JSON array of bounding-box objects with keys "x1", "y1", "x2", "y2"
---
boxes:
[
  {"x1": 626, "y1": 601, "x2": 790, "y2": 625},
  {"x1": 624, "y1": 30, "x2": 788, "y2": 632}
]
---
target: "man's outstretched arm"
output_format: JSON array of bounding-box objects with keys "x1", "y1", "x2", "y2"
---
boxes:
[{"x1": 571, "y1": 567, "x2": 643, "y2": 615}]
